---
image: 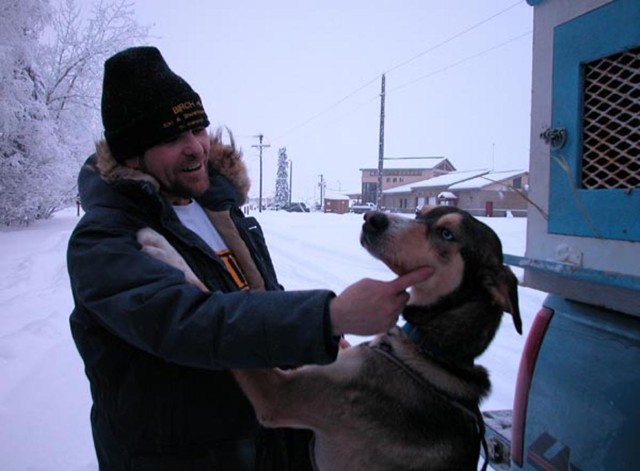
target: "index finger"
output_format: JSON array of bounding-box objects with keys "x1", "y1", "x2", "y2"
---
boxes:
[{"x1": 389, "y1": 266, "x2": 434, "y2": 292}]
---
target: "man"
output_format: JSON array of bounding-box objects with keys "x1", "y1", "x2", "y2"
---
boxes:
[{"x1": 67, "y1": 46, "x2": 430, "y2": 470}]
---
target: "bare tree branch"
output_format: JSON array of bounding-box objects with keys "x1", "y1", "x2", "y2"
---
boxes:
[{"x1": 41, "y1": 0, "x2": 151, "y2": 120}]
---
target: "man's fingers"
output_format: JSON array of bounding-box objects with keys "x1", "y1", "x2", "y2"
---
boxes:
[
  {"x1": 397, "y1": 290, "x2": 410, "y2": 305},
  {"x1": 390, "y1": 267, "x2": 433, "y2": 292}
]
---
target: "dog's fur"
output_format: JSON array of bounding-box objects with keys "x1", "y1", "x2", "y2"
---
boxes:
[{"x1": 138, "y1": 206, "x2": 521, "y2": 470}]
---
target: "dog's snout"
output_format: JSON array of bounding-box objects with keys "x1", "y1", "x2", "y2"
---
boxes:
[{"x1": 362, "y1": 211, "x2": 389, "y2": 234}]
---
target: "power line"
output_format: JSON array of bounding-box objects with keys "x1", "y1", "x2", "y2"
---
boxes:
[
  {"x1": 273, "y1": 0, "x2": 526, "y2": 141},
  {"x1": 384, "y1": 0, "x2": 524, "y2": 75},
  {"x1": 281, "y1": 30, "x2": 533, "y2": 138},
  {"x1": 387, "y1": 31, "x2": 532, "y2": 95},
  {"x1": 273, "y1": 75, "x2": 379, "y2": 140}
]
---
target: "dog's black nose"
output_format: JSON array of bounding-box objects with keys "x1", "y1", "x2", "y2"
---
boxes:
[{"x1": 362, "y1": 211, "x2": 388, "y2": 233}]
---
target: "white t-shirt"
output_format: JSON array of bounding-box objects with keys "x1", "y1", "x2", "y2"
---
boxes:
[{"x1": 172, "y1": 200, "x2": 228, "y2": 252}]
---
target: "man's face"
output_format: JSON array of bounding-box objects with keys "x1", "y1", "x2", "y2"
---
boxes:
[{"x1": 139, "y1": 128, "x2": 211, "y2": 204}]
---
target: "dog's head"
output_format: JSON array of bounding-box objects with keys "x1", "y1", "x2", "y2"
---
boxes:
[{"x1": 361, "y1": 206, "x2": 521, "y2": 359}]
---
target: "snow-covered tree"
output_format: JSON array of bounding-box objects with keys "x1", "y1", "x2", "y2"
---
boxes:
[
  {"x1": 0, "y1": 0, "x2": 67, "y2": 224},
  {"x1": 39, "y1": 0, "x2": 150, "y2": 158},
  {"x1": 0, "y1": 0, "x2": 149, "y2": 225},
  {"x1": 274, "y1": 147, "x2": 290, "y2": 207}
]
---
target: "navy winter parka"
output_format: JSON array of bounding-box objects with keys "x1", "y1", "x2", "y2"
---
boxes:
[{"x1": 67, "y1": 134, "x2": 337, "y2": 470}]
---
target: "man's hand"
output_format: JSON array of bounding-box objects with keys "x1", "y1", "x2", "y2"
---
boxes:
[{"x1": 329, "y1": 267, "x2": 433, "y2": 336}]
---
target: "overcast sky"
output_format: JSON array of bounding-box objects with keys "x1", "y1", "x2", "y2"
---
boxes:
[{"x1": 133, "y1": 0, "x2": 533, "y2": 202}]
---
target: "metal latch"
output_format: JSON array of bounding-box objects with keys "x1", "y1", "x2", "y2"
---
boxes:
[{"x1": 540, "y1": 127, "x2": 567, "y2": 150}]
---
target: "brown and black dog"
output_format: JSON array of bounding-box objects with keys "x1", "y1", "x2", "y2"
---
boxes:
[{"x1": 138, "y1": 205, "x2": 522, "y2": 470}]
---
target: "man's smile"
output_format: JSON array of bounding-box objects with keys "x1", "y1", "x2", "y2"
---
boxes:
[{"x1": 181, "y1": 162, "x2": 204, "y2": 173}]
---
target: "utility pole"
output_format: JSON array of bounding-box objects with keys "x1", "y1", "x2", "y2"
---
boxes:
[
  {"x1": 376, "y1": 74, "x2": 386, "y2": 208},
  {"x1": 252, "y1": 134, "x2": 270, "y2": 212},
  {"x1": 492, "y1": 142, "x2": 496, "y2": 171},
  {"x1": 318, "y1": 174, "x2": 325, "y2": 210}
]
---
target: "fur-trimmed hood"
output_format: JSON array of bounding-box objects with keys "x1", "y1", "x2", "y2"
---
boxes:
[{"x1": 78, "y1": 128, "x2": 251, "y2": 213}]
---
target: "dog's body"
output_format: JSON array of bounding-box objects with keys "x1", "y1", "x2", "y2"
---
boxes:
[
  {"x1": 138, "y1": 206, "x2": 521, "y2": 470},
  {"x1": 233, "y1": 328, "x2": 492, "y2": 470}
]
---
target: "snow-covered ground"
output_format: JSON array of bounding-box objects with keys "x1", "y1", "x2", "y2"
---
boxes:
[{"x1": 0, "y1": 206, "x2": 546, "y2": 470}]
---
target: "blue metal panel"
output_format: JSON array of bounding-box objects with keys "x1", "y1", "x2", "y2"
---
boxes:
[
  {"x1": 504, "y1": 254, "x2": 640, "y2": 291},
  {"x1": 522, "y1": 295, "x2": 640, "y2": 470},
  {"x1": 549, "y1": 0, "x2": 640, "y2": 241}
]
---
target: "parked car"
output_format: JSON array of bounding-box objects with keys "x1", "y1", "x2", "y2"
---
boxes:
[
  {"x1": 349, "y1": 202, "x2": 376, "y2": 214},
  {"x1": 283, "y1": 202, "x2": 310, "y2": 213}
]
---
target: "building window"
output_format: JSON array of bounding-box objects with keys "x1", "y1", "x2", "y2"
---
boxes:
[
  {"x1": 513, "y1": 177, "x2": 522, "y2": 189},
  {"x1": 362, "y1": 182, "x2": 377, "y2": 204}
]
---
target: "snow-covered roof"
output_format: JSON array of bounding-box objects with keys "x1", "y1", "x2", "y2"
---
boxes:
[
  {"x1": 448, "y1": 169, "x2": 527, "y2": 190},
  {"x1": 360, "y1": 157, "x2": 450, "y2": 171},
  {"x1": 384, "y1": 169, "x2": 489, "y2": 194},
  {"x1": 323, "y1": 190, "x2": 350, "y2": 200},
  {"x1": 438, "y1": 191, "x2": 458, "y2": 199}
]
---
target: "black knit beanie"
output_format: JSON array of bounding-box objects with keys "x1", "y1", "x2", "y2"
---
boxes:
[{"x1": 101, "y1": 46, "x2": 210, "y2": 162}]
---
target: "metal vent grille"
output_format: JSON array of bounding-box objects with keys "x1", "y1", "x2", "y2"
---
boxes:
[{"x1": 581, "y1": 46, "x2": 640, "y2": 189}]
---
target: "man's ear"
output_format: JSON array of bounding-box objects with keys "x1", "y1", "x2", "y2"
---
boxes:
[{"x1": 487, "y1": 265, "x2": 523, "y2": 335}]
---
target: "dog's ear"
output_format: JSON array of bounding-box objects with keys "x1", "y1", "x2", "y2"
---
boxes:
[{"x1": 487, "y1": 265, "x2": 522, "y2": 335}]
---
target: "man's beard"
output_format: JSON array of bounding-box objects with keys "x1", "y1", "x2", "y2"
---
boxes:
[
  {"x1": 138, "y1": 158, "x2": 210, "y2": 201},
  {"x1": 160, "y1": 178, "x2": 210, "y2": 200}
]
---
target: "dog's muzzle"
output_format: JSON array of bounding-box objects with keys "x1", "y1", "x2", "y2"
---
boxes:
[{"x1": 360, "y1": 211, "x2": 389, "y2": 247}]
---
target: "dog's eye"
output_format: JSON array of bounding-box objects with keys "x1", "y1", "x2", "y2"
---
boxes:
[{"x1": 438, "y1": 228, "x2": 455, "y2": 241}]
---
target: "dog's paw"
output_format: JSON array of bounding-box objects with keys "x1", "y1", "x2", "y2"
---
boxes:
[{"x1": 137, "y1": 228, "x2": 209, "y2": 293}]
